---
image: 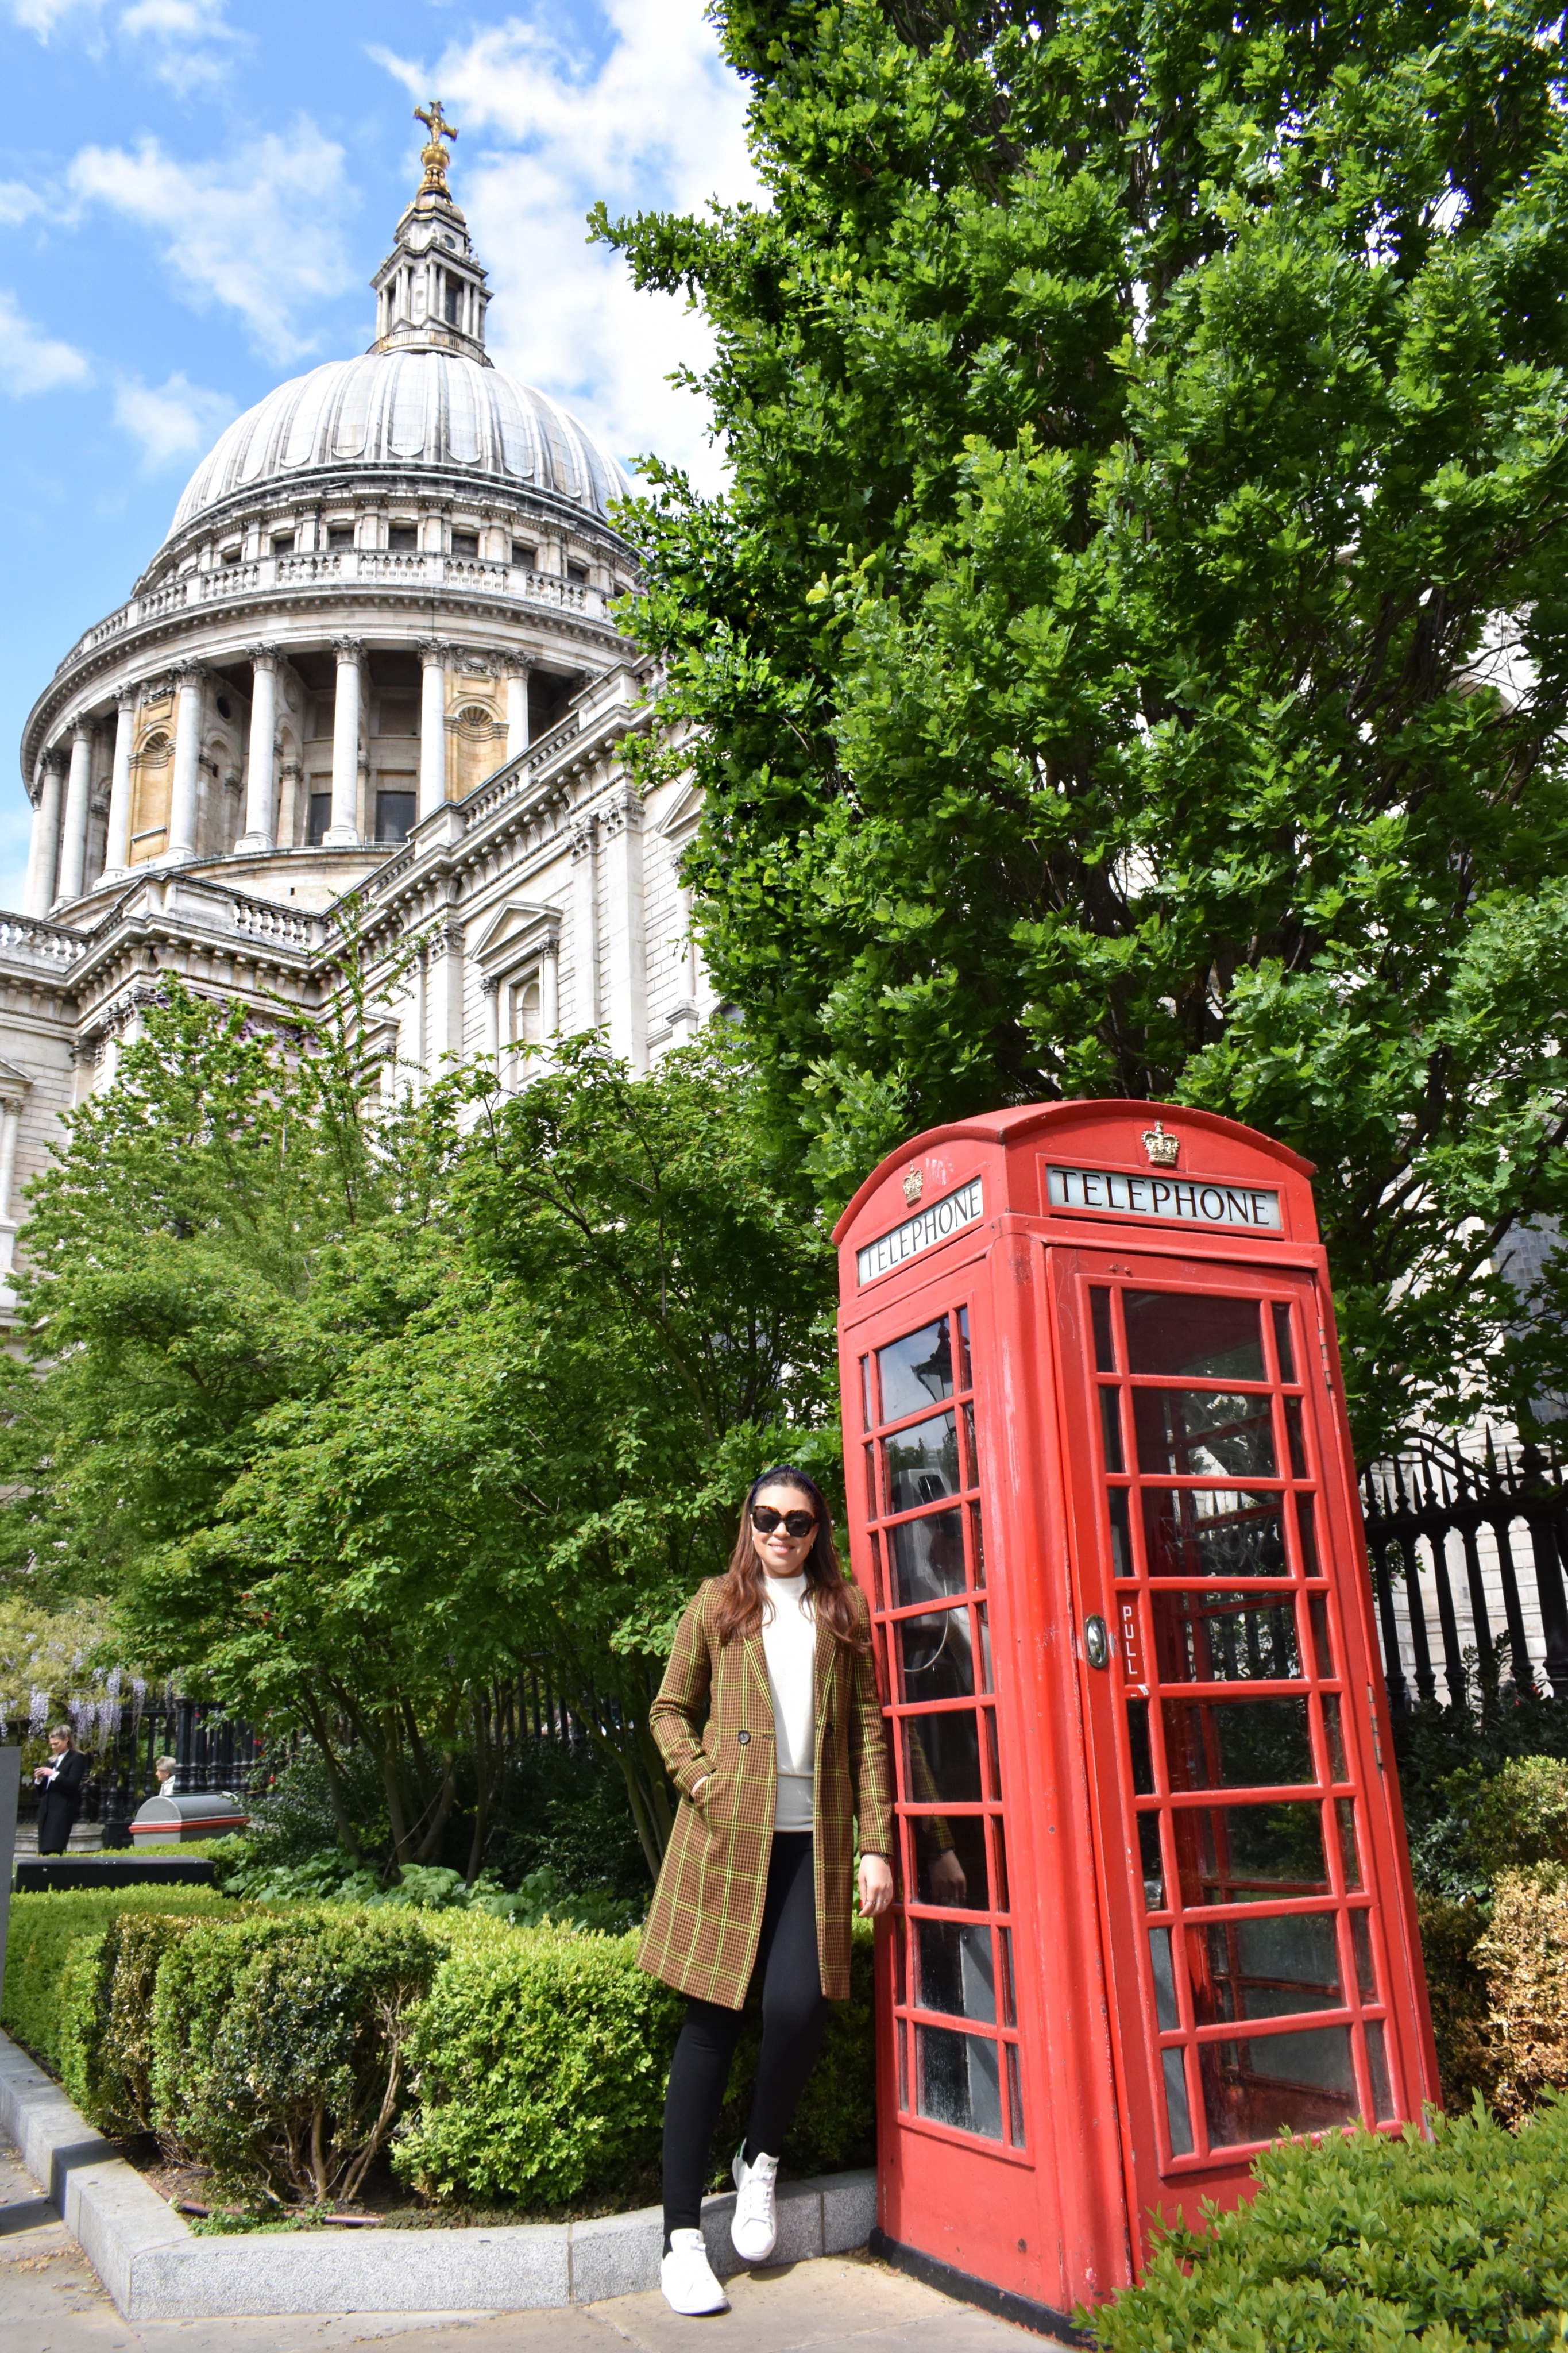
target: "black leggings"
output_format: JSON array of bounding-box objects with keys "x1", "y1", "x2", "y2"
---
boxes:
[{"x1": 662, "y1": 1831, "x2": 829, "y2": 2246}]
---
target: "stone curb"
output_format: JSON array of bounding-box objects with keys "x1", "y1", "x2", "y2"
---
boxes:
[{"x1": 0, "y1": 2028, "x2": 876, "y2": 2319}]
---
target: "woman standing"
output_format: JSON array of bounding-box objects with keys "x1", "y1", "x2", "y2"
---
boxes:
[
  {"x1": 34, "y1": 1725, "x2": 91, "y2": 1856},
  {"x1": 640, "y1": 1467, "x2": 895, "y2": 2316}
]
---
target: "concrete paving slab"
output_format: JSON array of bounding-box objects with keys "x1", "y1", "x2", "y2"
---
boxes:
[{"x1": 588, "y1": 2254, "x2": 1040, "y2": 2353}]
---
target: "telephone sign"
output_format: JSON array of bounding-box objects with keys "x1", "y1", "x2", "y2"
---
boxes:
[{"x1": 835, "y1": 1101, "x2": 1437, "y2": 2335}]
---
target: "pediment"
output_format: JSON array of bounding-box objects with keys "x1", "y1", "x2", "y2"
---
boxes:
[
  {"x1": 474, "y1": 898, "x2": 561, "y2": 976},
  {"x1": 653, "y1": 780, "x2": 704, "y2": 843},
  {"x1": 0, "y1": 1059, "x2": 33, "y2": 1094}
]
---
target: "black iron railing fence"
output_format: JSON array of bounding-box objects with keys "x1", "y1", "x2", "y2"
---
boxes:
[
  {"x1": 14, "y1": 1662, "x2": 599, "y2": 1839},
  {"x1": 1362, "y1": 1436, "x2": 1568, "y2": 1714}
]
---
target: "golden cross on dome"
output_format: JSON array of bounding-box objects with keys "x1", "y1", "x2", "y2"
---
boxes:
[
  {"x1": 414, "y1": 99, "x2": 458, "y2": 193},
  {"x1": 415, "y1": 99, "x2": 458, "y2": 149}
]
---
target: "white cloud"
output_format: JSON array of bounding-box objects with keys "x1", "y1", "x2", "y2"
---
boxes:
[
  {"x1": 0, "y1": 288, "x2": 91, "y2": 396},
  {"x1": 373, "y1": 2, "x2": 761, "y2": 494},
  {"x1": 113, "y1": 371, "x2": 235, "y2": 469},
  {"x1": 67, "y1": 125, "x2": 357, "y2": 361},
  {"x1": 6, "y1": 0, "x2": 237, "y2": 86},
  {"x1": 0, "y1": 183, "x2": 45, "y2": 226}
]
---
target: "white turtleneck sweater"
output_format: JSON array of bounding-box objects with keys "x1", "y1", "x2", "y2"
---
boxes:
[{"x1": 760, "y1": 1572, "x2": 817, "y2": 1831}]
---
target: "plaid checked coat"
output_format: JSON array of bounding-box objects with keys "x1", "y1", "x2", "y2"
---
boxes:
[{"x1": 639, "y1": 1577, "x2": 895, "y2": 2007}]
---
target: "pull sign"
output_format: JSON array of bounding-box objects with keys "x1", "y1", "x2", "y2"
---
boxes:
[{"x1": 1084, "y1": 1615, "x2": 1111, "y2": 1670}]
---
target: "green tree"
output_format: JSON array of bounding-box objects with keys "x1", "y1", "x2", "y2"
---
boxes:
[
  {"x1": 0, "y1": 993, "x2": 835, "y2": 1878},
  {"x1": 600, "y1": 0, "x2": 1568, "y2": 1456}
]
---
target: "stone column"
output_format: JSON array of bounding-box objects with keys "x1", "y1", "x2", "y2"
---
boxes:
[
  {"x1": 482, "y1": 973, "x2": 501, "y2": 1079},
  {"x1": 601, "y1": 789, "x2": 648, "y2": 1072},
  {"x1": 277, "y1": 759, "x2": 302, "y2": 850},
  {"x1": 541, "y1": 934, "x2": 561, "y2": 1036},
  {"x1": 505, "y1": 659, "x2": 531, "y2": 763},
  {"x1": 426, "y1": 921, "x2": 466, "y2": 1069},
  {"x1": 101, "y1": 693, "x2": 136, "y2": 882},
  {"x1": 56, "y1": 722, "x2": 95, "y2": 904},
  {"x1": 570, "y1": 815, "x2": 600, "y2": 1028},
  {"x1": 24, "y1": 753, "x2": 64, "y2": 918},
  {"x1": 0, "y1": 1089, "x2": 24, "y2": 1297},
  {"x1": 238, "y1": 646, "x2": 279, "y2": 853},
  {"x1": 326, "y1": 639, "x2": 362, "y2": 846},
  {"x1": 167, "y1": 662, "x2": 204, "y2": 859},
  {"x1": 418, "y1": 639, "x2": 449, "y2": 818}
]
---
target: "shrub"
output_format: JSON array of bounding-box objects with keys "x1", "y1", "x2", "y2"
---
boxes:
[
  {"x1": 0, "y1": 1888, "x2": 234, "y2": 2076},
  {"x1": 60, "y1": 1908, "x2": 236, "y2": 2135},
  {"x1": 1415, "y1": 1891, "x2": 1495, "y2": 2114},
  {"x1": 1089, "y1": 2099, "x2": 1568, "y2": 2352},
  {"x1": 393, "y1": 1923, "x2": 685, "y2": 2209},
  {"x1": 151, "y1": 1907, "x2": 441, "y2": 2206},
  {"x1": 1475, "y1": 1864, "x2": 1568, "y2": 2123},
  {"x1": 393, "y1": 1916, "x2": 876, "y2": 2212}
]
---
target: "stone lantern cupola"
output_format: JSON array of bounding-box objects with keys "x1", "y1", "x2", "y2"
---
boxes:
[{"x1": 370, "y1": 101, "x2": 491, "y2": 365}]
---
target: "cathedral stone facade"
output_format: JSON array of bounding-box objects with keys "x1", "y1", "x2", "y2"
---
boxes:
[{"x1": 2, "y1": 118, "x2": 708, "y2": 1316}]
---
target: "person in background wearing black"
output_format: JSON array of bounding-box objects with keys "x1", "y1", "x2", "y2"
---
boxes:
[{"x1": 34, "y1": 1726, "x2": 90, "y2": 1856}]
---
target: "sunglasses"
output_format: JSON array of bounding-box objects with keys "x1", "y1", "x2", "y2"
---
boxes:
[{"x1": 751, "y1": 1506, "x2": 817, "y2": 1538}]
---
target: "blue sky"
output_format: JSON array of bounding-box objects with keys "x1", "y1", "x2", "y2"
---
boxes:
[{"x1": 0, "y1": 0, "x2": 756, "y2": 908}]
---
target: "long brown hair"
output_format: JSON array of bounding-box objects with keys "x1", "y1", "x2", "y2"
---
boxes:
[{"x1": 712, "y1": 1467, "x2": 869, "y2": 1652}]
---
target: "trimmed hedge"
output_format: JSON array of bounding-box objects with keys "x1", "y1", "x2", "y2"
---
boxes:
[
  {"x1": 1090, "y1": 2099, "x2": 1568, "y2": 2352},
  {"x1": 0, "y1": 1887, "x2": 234, "y2": 2077},
  {"x1": 3, "y1": 1887, "x2": 877, "y2": 2215},
  {"x1": 152, "y1": 1907, "x2": 442, "y2": 2206},
  {"x1": 394, "y1": 1912, "x2": 876, "y2": 2209}
]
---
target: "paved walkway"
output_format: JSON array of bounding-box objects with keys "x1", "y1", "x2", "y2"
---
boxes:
[{"x1": 0, "y1": 2139, "x2": 1046, "y2": 2353}]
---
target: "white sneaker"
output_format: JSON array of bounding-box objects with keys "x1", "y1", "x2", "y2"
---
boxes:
[
  {"x1": 661, "y1": 2228, "x2": 729, "y2": 2315},
  {"x1": 730, "y1": 2145, "x2": 779, "y2": 2263}
]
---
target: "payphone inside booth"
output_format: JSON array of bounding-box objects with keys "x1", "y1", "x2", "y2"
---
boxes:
[{"x1": 835, "y1": 1102, "x2": 1438, "y2": 2334}]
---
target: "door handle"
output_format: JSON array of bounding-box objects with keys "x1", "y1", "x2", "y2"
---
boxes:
[{"x1": 1084, "y1": 1615, "x2": 1111, "y2": 1670}]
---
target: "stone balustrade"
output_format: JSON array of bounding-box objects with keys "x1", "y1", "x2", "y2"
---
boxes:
[
  {"x1": 0, "y1": 914, "x2": 85, "y2": 965},
  {"x1": 55, "y1": 558, "x2": 605, "y2": 678}
]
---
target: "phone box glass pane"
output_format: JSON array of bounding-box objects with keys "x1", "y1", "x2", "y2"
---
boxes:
[
  {"x1": 1091, "y1": 1287, "x2": 1117, "y2": 1372},
  {"x1": 1123, "y1": 1293, "x2": 1265, "y2": 1382},
  {"x1": 904, "y1": 1710, "x2": 982, "y2": 1804},
  {"x1": 1192, "y1": 1911, "x2": 1343, "y2": 2026},
  {"x1": 917, "y1": 2024, "x2": 1003, "y2": 2139},
  {"x1": 885, "y1": 1411, "x2": 961, "y2": 1512},
  {"x1": 916, "y1": 1919, "x2": 997, "y2": 2024},
  {"x1": 1171, "y1": 1800, "x2": 1330, "y2": 1906},
  {"x1": 1151, "y1": 1591, "x2": 1303, "y2": 1684},
  {"x1": 1366, "y1": 2020, "x2": 1395, "y2": 2120},
  {"x1": 1162, "y1": 1695, "x2": 1315, "y2": 1788},
  {"x1": 896, "y1": 1607, "x2": 976, "y2": 1705},
  {"x1": 910, "y1": 1813, "x2": 988, "y2": 1910},
  {"x1": 1149, "y1": 1926, "x2": 1179, "y2": 2029},
  {"x1": 1134, "y1": 1391, "x2": 1278, "y2": 1480},
  {"x1": 1143, "y1": 1490, "x2": 1289, "y2": 1580},
  {"x1": 1271, "y1": 1302, "x2": 1297, "y2": 1384},
  {"x1": 1138, "y1": 1809, "x2": 1167, "y2": 1909},
  {"x1": 1100, "y1": 1388, "x2": 1125, "y2": 1472},
  {"x1": 1007, "y1": 2042, "x2": 1027, "y2": 2148},
  {"x1": 1200, "y1": 2023, "x2": 1359, "y2": 2146},
  {"x1": 889, "y1": 1508, "x2": 967, "y2": 1607},
  {"x1": 878, "y1": 1321, "x2": 954, "y2": 1422},
  {"x1": 1163, "y1": 2047, "x2": 1195, "y2": 2156}
]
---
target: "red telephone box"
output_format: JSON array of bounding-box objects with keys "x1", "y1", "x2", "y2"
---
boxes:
[{"x1": 834, "y1": 1101, "x2": 1438, "y2": 2333}]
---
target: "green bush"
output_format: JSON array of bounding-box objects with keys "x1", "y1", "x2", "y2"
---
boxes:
[
  {"x1": 60, "y1": 1908, "x2": 237, "y2": 2136},
  {"x1": 0, "y1": 1887, "x2": 234, "y2": 2076},
  {"x1": 1090, "y1": 2097, "x2": 1568, "y2": 2351},
  {"x1": 151, "y1": 1907, "x2": 441, "y2": 2206},
  {"x1": 1415, "y1": 1891, "x2": 1495, "y2": 2114},
  {"x1": 393, "y1": 1922, "x2": 685, "y2": 2209},
  {"x1": 393, "y1": 1916, "x2": 876, "y2": 2212}
]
